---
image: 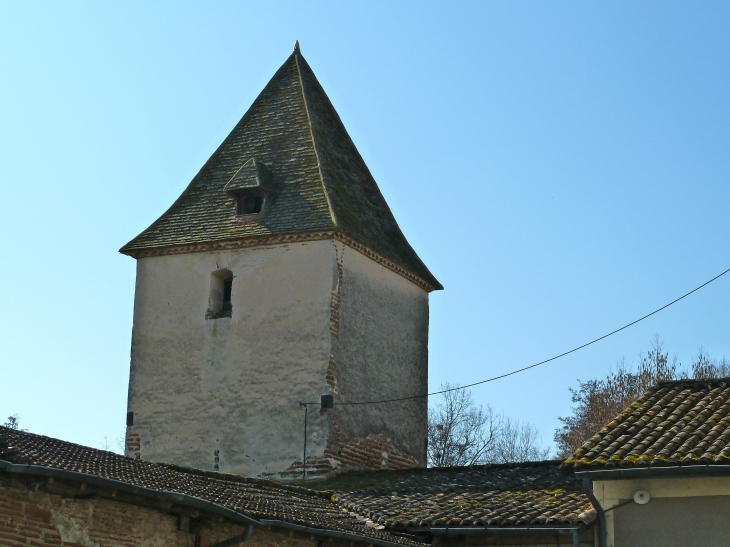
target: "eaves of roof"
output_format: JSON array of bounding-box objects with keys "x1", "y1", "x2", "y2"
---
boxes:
[{"x1": 575, "y1": 463, "x2": 730, "y2": 481}]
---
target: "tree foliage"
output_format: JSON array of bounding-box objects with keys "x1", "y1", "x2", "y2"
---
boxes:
[
  {"x1": 554, "y1": 336, "x2": 730, "y2": 458},
  {"x1": 428, "y1": 384, "x2": 550, "y2": 467}
]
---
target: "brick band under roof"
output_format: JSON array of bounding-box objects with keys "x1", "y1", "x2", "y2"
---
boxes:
[
  {"x1": 120, "y1": 47, "x2": 441, "y2": 291},
  {"x1": 564, "y1": 378, "x2": 730, "y2": 470}
]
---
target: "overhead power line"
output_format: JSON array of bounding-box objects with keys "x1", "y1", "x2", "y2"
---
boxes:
[{"x1": 333, "y1": 266, "x2": 730, "y2": 406}]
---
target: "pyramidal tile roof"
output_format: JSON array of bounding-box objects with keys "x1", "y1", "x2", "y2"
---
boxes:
[{"x1": 120, "y1": 43, "x2": 441, "y2": 291}]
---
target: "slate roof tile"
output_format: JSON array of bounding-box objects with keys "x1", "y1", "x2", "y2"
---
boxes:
[
  {"x1": 564, "y1": 378, "x2": 730, "y2": 470},
  {"x1": 120, "y1": 46, "x2": 441, "y2": 290}
]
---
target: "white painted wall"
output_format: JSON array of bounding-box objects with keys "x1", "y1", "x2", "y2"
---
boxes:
[{"x1": 126, "y1": 240, "x2": 335, "y2": 476}]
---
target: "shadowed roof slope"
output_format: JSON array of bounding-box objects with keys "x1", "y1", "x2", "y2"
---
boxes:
[
  {"x1": 310, "y1": 461, "x2": 595, "y2": 531},
  {"x1": 564, "y1": 378, "x2": 730, "y2": 470},
  {"x1": 120, "y1": 45, "x2": 441, "y2": 291}
]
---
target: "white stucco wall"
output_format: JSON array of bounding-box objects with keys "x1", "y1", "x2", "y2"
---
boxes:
[
  {"x1": 328, "y1": 241, "x2": 429, "y2": 466},
  {"x1": 125, "y1": 238, "x2": 430, "y2": 477},
  {"x1": 126, "y1": 240, "x2": 335, "y2": 476}
]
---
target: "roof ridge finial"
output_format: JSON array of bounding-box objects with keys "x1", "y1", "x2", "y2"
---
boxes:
[{"x1": 293, "y1": 40, "x2": 300, "y2": 54}]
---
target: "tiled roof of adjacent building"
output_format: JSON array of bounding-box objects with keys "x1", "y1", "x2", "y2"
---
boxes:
[
  {"x1": 311, "y1": 461, "x2": 595, "y2": 531},
  {"x1": 0, "y1": 426, "x2": 420, "y2": 546},
  {"x1": 0, "y1": 427, "x2": 595, "y2": 542},
  {"x1": 119, "y1": 44, "x2": 441, "y2": 291},
  {"x1": 564, "y1": 378, "x2": 730, "y2": 470}
]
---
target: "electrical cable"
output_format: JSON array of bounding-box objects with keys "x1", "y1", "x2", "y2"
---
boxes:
[{"x1": 332, "y1": 266, "x2": 730, "y2": 406}]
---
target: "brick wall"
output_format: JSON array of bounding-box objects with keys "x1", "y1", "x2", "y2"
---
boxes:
[
  {"x1": 328, "y1": 247, "x2": 344, "y2": 338},
  {"x1": 326, "y1": 354, "x2": 338, "y2": 395},
  {"x1": 0, "y1": 473, "x2": 355, "y2": 547},
  {"x1": 276, "y1": 431, "x2": 419, "y2": 480},
  {"x1": 325, "y1": 432, "x2": 419, "y2": 471}
]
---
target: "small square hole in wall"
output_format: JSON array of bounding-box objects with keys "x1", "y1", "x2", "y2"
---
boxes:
[{"x1": 206, "y1": 269, "x2": 233, "y2": 319}]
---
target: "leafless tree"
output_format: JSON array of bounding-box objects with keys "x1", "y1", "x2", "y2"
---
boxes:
[
  {"x1": 428, "y1": 384, "x2": 551, "y2": 467},
  {"x1": 691, "y1": 347, "x2": 730, "y2": 379},
  {"x1": 101, "y1": 434, "x2": 127, "y2": 454},
  {"x1": 428, "y1": 385, "x2": 500, "y2": 467},
  {"x1": 2, "y1": 415, "x2": 24, "y2": 431},
  {"x1": 493, "y1": 418, "x2": 551, "y2": 463},
  {"x1": 555, "y1": 335, "x2": 729, "y2": 458},
  {"x1": 116, "y1": 434, "x2": 126, "y2": 453}
]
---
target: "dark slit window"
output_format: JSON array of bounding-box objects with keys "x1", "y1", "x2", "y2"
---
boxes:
[
  {"x1": 222, "y1": 278, "x2": 233, "y2": 316},
  {"x1": 206, "y1": 269, "x2": 233, "y2": 319}
]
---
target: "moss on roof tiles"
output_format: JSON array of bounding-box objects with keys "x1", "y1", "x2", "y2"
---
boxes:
[
  {"x1": 563, "y1": 377, "x2": 730, "y2": 470},
  {"x1": 0, "y1": 427, "x2": 420, "y2": 546},
  {"x1": 305, "y1": 460, "x2": 594, "y2": 530},
  {"x1": 120, "y1": 47, "x2": 441, "y2": 290}
]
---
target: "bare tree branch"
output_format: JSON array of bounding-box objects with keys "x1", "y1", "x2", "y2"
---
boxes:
[
  {"x1": 494, "y1": 418, "x2": 551, "y2": 463},
  {"x1": 428, "y1": 384, "x2": 550, "y2": 466},
  {"x1": 555, "y1": 335, "x2": 728, "y2": 458}
]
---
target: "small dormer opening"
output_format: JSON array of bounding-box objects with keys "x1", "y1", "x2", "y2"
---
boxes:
[
  {"x1": 206, "y1": 269, "x2": 233, "y2": 319},
  {"x1": 236, "y1": 193, "x2": 262, "y2": 215},
  {"x1": 224, "y1": 157, "x2": 270, "y2": 216}
]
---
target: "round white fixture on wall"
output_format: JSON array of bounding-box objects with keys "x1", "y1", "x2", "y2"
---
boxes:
[{"x1": 633, "y1": 490, "x2": 651, "y2": 504}]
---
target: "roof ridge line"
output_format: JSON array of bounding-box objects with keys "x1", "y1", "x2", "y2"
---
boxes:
[
  {"x1": 294, "y1": 51, "x2": 338, "y2": 228},
  {"x1": 307, "y1": 458, "x2": 566, "y2": 486}
]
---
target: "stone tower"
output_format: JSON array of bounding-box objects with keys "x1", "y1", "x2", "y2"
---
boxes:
[{"x1": 120, "y1": 44, "x2": 442, "y2": 480}]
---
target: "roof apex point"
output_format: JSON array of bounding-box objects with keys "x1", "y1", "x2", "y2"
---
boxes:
[{"x1": 293, "y1": 40, "x2": 300, "y2": 53}]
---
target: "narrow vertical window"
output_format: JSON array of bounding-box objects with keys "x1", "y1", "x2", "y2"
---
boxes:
[
  {"x1": 206, "y1": 269, "x2": 233, "y2": 319},
  {"x1": 222, "y1": 277, "x2": 233, "y2": 316}
]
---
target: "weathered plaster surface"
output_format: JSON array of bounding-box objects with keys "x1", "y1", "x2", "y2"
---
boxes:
[
  {"x1": 126, "y1": 240, "x2": 334, "y2": 476},
  {"x1": 126, "y1": 239, "x2": 429, "y2": 478},
  {"x1": 326, "y1": 241, "x2": 429, "y2": 468}
]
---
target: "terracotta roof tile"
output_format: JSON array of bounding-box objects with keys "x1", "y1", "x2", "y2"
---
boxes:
[
  {"x1": 564, "y1": 378, "x2": 730, "y2": 470},
  {"x1": 0, "y1": 428, "x2": 594, "y2": 540},
  {"x1": 311, "y1": 461, "x2": 595, "y2": 531},
  {"x1": 0, "y1": 427, "x2": 419, "y2": 545}
]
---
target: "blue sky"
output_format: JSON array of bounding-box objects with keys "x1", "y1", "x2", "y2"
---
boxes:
[{"x1": 1, "y1": 2, "x2": 729, "y2": 453}]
